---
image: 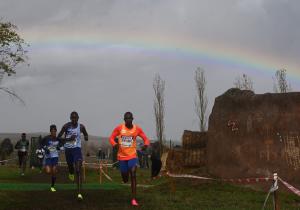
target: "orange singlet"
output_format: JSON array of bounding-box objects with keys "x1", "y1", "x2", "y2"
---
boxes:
[{"x1": 109, "y1": 124, "x2": 150, "y2": 160}]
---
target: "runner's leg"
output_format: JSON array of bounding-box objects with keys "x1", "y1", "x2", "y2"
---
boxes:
[
  {"x1": 18, "y1": 152, "x2": 22, "y2": 168},
  {"x1": 127, "y1": 158, "x2": 138, "y2": 205},
  {"x1": 38, "y1": 158, "x2": 43, "y2": 172},
  {"x1": 130, "y1": 166, "x2": 137, "y2": 200},
  {"x1": 51, "y1": 165, "x2": 57, "y2": 188},
  {"x1": 119, "y1": 160, "x2": 129, "y2": 183},
  {"x1": 21, "y1": 153, "x2": 27, "y2": 175},
  {"x1": 73, "y1": 148, "x2": 83, "y2": 199},
  {"x1": 75, "y1": 160, "x2": 82, "y2": 194},
  {"x1": 65, "y1": 149, "x2": 75, "y2": 181},
  {"x1": 45, "y1": 165, "x2": 50, "y2": 174}
]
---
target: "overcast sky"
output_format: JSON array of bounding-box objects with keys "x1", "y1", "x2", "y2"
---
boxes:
[{"x1": 0, "y1": 0, "x2": 299, "y2": 140}]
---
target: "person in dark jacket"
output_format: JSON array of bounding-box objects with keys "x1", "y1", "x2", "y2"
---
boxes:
[
  {"x1": 15, "y1": 133, "x2": 29, "y2": 176},
  {"x1": 150, "y1": 141, "x2": 162, "y2": 179}
]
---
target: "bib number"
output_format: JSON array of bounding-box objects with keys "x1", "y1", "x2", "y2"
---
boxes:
[
  {"x1": 48, "y1": 146, "x2": 56, "y2": 152},
  {"x1": 121, "y1": 136, "x2": 133, "y2": 147}
]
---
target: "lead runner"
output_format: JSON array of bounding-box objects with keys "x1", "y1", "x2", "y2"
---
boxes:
[{"x1": 109, "y1": 112, "x2": 150, "y2": 206}]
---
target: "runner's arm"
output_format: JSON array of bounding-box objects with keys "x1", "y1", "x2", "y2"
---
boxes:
[
  {"x1": 57, "y1": 124, "x2": 66, "y2": 139},
  {"x1": 14, "y1": 141, "x2": 20, "y2": 149},
  {"x1": 26, "y1": 140, "x2": 29, "y2": 149},
  {"x1": 57, "y1": 137, "x2": 65, "y2": 148},
  {"x1": 57, "y1": 124, "x2": 74, "y2": 142},
  {"x1": 41, "y1": 137, "x2": 50, "y2": 154},
  {"x1": 81, "y1": 124, "x2": 89, "y2": 141},
  {"x1": 109, "y1": 126, "x2": 121, "y2": 147},
  {"x1": 137, "y1": 127, "x2": 150, "y2": 148}
]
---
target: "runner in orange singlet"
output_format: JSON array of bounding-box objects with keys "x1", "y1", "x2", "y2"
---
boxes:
[{"x1": 109, "y1": 112, "x2": 150, "y2": 206}]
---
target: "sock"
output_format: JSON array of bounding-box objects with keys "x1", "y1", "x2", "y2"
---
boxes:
[{"x1": 51, "y1": 176, "x2": 56, "y2": 187}]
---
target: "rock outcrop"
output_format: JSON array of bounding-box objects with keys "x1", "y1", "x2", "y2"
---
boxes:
[{"x1": 207, "y1": 88, "x2": 300, "y2": 182}]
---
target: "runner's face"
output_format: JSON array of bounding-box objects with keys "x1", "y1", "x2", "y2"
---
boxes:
[
  {"x1": 70, "y1": 114, "x2": 78, "y2": 125},
  {"x1": 21, "y1": 134, "x2": 26, "y2": 140},
  {"x1": 50, "y1": 129, "x2": 57, "y2": 138},
  {"x1": 124, "y1": 114, "x2": 133, "y2": 126}
]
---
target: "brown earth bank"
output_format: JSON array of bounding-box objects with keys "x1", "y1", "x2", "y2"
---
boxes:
[
  {"x1": 166, "y1": 88, "x2": 300, "y2": 190},
  {"x1": 207, "y1": 88, "x2": 300, "y2": 184}
]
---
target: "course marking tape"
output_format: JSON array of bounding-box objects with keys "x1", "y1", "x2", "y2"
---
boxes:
[{"x1": 278, "y1": 177, "x2": 300, "y2": 197}]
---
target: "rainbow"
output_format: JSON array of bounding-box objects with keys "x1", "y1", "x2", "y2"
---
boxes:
[{"x1": 23, "y1": 27, "x2": 300, "y2": 83}]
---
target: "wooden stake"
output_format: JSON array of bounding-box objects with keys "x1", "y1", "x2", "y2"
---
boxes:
[
  {"x1": 99, "y1": 163, "x2": 102, "y2": 184},
  {"x1": 105, "y1": 160, "x2": 108, "y2": 173},
  {"x1": 274, "y1": 190, "x2": 280, "y2": 210}
]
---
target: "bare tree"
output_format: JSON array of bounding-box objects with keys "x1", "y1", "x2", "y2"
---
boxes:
[
  {"x1": 194, "y1": 67, "x2": 208, "y2": 132},
  {"x1": 234, "y1": 73, "x2": 254, "y2": 91},
  {"x1": 273, "y1": 68, "x2": 292, "y2": 93},
  {"x1": 0, "y1": 20, "x2": 28, "y2": 103},
  {"x1": 153, "y1": 73, "x2": 165, "y2": 155}
]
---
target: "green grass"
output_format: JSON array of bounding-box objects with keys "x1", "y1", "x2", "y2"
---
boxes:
[
  {"x1": 0, "y1": 182, "x2": 124, "y2": 191},
  {"x1": 1, "y1": 166, "x2": 300, "y2": 210}
]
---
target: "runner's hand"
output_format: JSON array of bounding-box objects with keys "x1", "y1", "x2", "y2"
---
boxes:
[{"x1": 44, "y1": 148, "x2": 50, "y2": 155}]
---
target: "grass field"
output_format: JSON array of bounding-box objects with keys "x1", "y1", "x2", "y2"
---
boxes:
[{"x1": 1, "y1": 164, "x2": 300, "y2": 210}]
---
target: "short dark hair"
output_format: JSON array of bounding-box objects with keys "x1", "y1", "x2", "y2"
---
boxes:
[
  {"x1": 70, "y1": 111, "x2": 79, "y2": 118},
  {"x1": 50, "y1": 124, "x2": 57, "y2": 131},
  {"x1": 124, "y1": 112, "x2": 133, "y2": 119}
]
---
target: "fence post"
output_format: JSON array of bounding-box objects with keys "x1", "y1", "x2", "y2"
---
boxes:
[
  {"x1": 99, "y1": 162, "x2": 102, "y2": 184},
  {"x1": 273, "y1": 173, "x2": 280, "y2": 210}
]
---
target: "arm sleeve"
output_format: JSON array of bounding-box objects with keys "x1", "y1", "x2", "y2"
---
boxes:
[
  {"x1": 109, "y1": 126, "x2": 121, "y2": 147},
  {"x1": 137, "y1": 127, "x2": 150, "y2": 146}
]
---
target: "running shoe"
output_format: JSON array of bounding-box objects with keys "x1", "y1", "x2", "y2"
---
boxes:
[
  {"x1": 50, "y1": 187, "x2": 56, "y2": 192},
  {"x1": 131, "y1": 199, "x2": 139, "y2": 206},
  {"x1": 77, "y1": 193, "x2": 83, "y2": 201},
  {"x1": 68, "y1": 173, "x2": 75, "y2": 181}
]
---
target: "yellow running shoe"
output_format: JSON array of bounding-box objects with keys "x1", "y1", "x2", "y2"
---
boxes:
[
  {"x1": 68, "y1": 174, "x2": 75, "y2": 181},
  {"x1": 50, "y1": 187, "x2": 56, "y2": 192},
  {"x1": 77, "y1": 193, "x2": 83, "y2": 201}
]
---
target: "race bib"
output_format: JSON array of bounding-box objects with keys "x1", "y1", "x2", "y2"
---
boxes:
[
  {"x1": 121, "y1": 136, "x2": 134, "y2": 147},
  {"x1": 48, "y1": 145, "x2": 56, "y2": 152},
  {"x1": 66, "y1": 133, "x2": 77, "y2": 146}
]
